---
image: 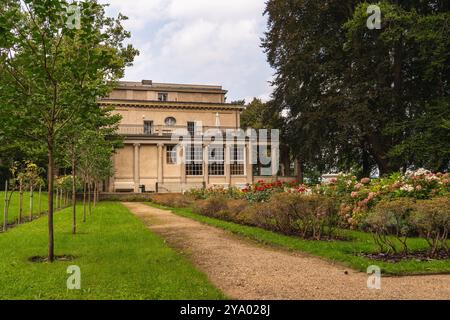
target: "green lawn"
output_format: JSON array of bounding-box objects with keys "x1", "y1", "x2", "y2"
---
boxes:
[
  {"x1": 0, "y1": 202, "x2": 225, "y2": 300},
  {"x1": 0, "y1": 191, "x2": 50, "y2": 226},
  {"x1": 149, "y1": 204, "x2": 450, "y2": 276}
]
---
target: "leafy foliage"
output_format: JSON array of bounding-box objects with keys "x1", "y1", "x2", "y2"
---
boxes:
[
  {"x1": 262, "y1": 0, "x2": 450, "y2": 175},
  {"x1": 365, "y1": 199, "x2": 415, "y2": 254},
  {"x1": 0, "y1": 0, "x2": 138, "y2": 260},
  {"x1": 411, "y1": 198, "x2": 450, "y2": 256}
]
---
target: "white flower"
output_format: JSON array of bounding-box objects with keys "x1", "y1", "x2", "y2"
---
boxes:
[
  {"x1": 400, "y1": 184, "x2": 414, "y2": 192},
  {"x1": 405, "y1": 168, "x2": 431, "y2": 178},
  {"x1": 425, "y1": 175, "x2": 439, "y2": 181}
]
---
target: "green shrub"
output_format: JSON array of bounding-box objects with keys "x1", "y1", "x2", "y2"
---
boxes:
[
  {"x1": 247, "y1": 193, "x2": 339, "y2": 240},
  {"x1": 249, "y1": 200, "x2": 292, "y2": 234},
  {"x1": 193, "y1": 196, "x2": 230, "y2": 219},
  {"x1": 411, "y1": 197, "x2": 450, "y2": 256},
  {"x1": 226, "y1": 199, "x2": 249, "y2": 218},
  {"x1": 235, "y1": 206, "x2": 257, "y2": 225},
  {"x1": 101, "y1": 194, "x2": 154, "y2": 202},
  {"x1": 150, "y1": 194, "x2": 194, "y2": 208},
  {"x1": 186, "y1": 186, "x2": 245, "y2": 200},
  {"x1": 365, "y1": 199, "x2": 416, "y2": 254}
]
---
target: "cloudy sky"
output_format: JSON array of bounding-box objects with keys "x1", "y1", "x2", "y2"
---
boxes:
[{"x1": 100, "y1": 0, "x2": 274, "y2": 102}]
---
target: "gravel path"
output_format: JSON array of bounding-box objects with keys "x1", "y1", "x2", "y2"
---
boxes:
[{"x1": 123, "y1": 202, "x2": 450, "y2": 300}]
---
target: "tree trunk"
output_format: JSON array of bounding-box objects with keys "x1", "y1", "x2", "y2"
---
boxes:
[
  {"x1": 88, "y1": 182, "x2": 92, "y2": 216},
  {"x1": 60, "y1": 188, "x2": 63, "y2": 210},
  {"x1": 94, "y1": 182, "x2": 98, "y2": 207},
  {"x1": 93, "y1": 182, "x2": 96, "y2": 207},
  {"x1": 361, "y1": 145, "x2": 371, "y2": 178},
  {"x1": 3, "y1": 180, "x2": 8, "y2": 232},
  {"x1": 295, "y1": 158, "x2": 304, "y2": 184},
  {"x1": 72, "y1": 157, "x2": 77, "y2": 235},
  {"x1": 47, "y1": 141, "x2": 55, "y2": 263},
  {"x1": 83, "y1": 182, "x2": 87, "y2": 223},
  {"x1": 38, "y1": 185, "x2": 42, "y2": 216},
  {"x1": 96, "y1": 182, "x2": 99, "y2": 205},
  {"x1": 18, "y1": 182, "x2": 23, "y2": 224},
  {"x1": 364, "y1": 134, "x2": 396, "y2": 176},
  {"x1": 55, "y1": 188, "x2": 59, "y2": 211},
  {"x1": 97, "y1": 181, "x2": 100, "y2": 205},
  {"x1": 29, "y1": 186, "x2": 34, "y2": 221},
  {"x1": 280, "y1": 144, "x2": 291, "y2": 177}
]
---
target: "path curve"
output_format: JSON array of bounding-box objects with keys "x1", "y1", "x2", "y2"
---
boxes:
[{"x1": 123, "y1": 202, "x2": 450, "y2": 300}]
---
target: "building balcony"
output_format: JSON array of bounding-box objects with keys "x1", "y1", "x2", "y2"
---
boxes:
[{"x1": 117, "y1": 124, "x2": 240, "y2": 137}]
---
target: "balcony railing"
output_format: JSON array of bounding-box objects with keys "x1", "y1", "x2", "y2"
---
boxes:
[{"x1": 118, "y1": 124, "x2": 240, "y2": 137}]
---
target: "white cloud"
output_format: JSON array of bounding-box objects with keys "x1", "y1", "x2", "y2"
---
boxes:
[{"x1": 100, "y1": 0, "x2": 274, "y2": 102}]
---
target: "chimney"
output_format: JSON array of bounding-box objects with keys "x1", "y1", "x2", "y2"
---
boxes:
[{"x1": 141, "y1": 80, "x2": 153, "y2": 86}]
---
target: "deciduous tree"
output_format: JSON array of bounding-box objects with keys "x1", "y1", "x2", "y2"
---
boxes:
[{"x1": 0, "y1": 0, "x2": 137, "y2": 261}]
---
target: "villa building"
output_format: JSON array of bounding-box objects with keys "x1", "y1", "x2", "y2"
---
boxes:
[{"x1": 100, "y1": 80, "x2": 279, "y2": 193}]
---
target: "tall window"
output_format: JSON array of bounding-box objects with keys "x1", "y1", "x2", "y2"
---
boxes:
[
  {"x1": 158, "y1": 93, "x2": 168, "y2": 101},
  {"x1": 187, "y1": 121, "x2": 196, "y2": 136},
  {"x1": 166, "y1": 145, "x2": 177, "y2": 165},
  {"x1": 143, "y1": 120, "x2": 153, "y2": 135},
  {"x1": 254, "y1": 145, "x2": 273, "y2": 176},
  {"x1": 186, "y1": 145, "x2": 203, "y2": 176},
  {"x1": 230, "y1": 145, "x2": 245, "y2": 176},
  {"x1": 208, "y1": 146, "x2": 224, "y2": 176}
]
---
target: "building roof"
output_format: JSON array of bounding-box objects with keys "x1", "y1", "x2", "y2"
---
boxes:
[
  {"x1": 115, "y1": 80, "x2": 228, "y2": 94},
  {"x1": 98, "y1": 80, "x2": 243, "y2": 110}
]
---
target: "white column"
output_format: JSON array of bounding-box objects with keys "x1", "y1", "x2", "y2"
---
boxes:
[
  {"x1": 157, "y1": 143, "x2": 164, "y2": 184},
  {"x1": 246, "y1": 143, "x2": 254, "y2": 184},
  {"x1": 133, "y1": 143, "x2": 140, "y2": 193},
  {"x1": 203, "y1": 145, "x2": 209, "y2": 186},
  {"x1": 225, "y1": 144, "x2": 231, "y2": 185},
  {"x1": 181, "y1": 145, "x2": 187, "y2": 184},
  {"x1": 109, "y1": 153, "x2": 116, "y2": 192}
]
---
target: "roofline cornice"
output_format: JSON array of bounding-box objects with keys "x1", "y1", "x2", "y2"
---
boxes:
[{"x1": 98, "y1": 99, "x2": 244, "y2": 111}]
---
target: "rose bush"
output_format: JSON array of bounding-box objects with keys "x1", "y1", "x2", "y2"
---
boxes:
[
  {"x1": 186, "y1": 180, "x2": 312, "y2": 203},
  {"x1": 306, "y1": 170, "x2": 448, "y2": 229},
  {"x1": 182, "y1": 169, "x2": 449, "y2": 243}
]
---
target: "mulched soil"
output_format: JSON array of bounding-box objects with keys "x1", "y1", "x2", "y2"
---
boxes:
[
  {"x1": 29, "y1": 255, "x2": 76, "y2": 263},
  {"x1": 359, "y1": 250, "x2": 449, "y2": 263}
]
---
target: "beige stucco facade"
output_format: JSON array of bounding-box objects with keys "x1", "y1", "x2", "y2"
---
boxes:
[{"x1": 101, "y1": 80, "x2": 271, "y2": 193}]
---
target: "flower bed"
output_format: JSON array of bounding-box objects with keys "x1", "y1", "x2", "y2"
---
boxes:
[
  {"x1": 320, "y1": 170, "x2": 449, "y2": 229},
  {"x1": 154, "y1": 169, "x2": 449, "y2": 257},
  {"x1": 186, "y1": 180, "x2": 313, "y2": 203},
  {"x1": 187, "y1": 170, "x2": 449, "y2": 226}
]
